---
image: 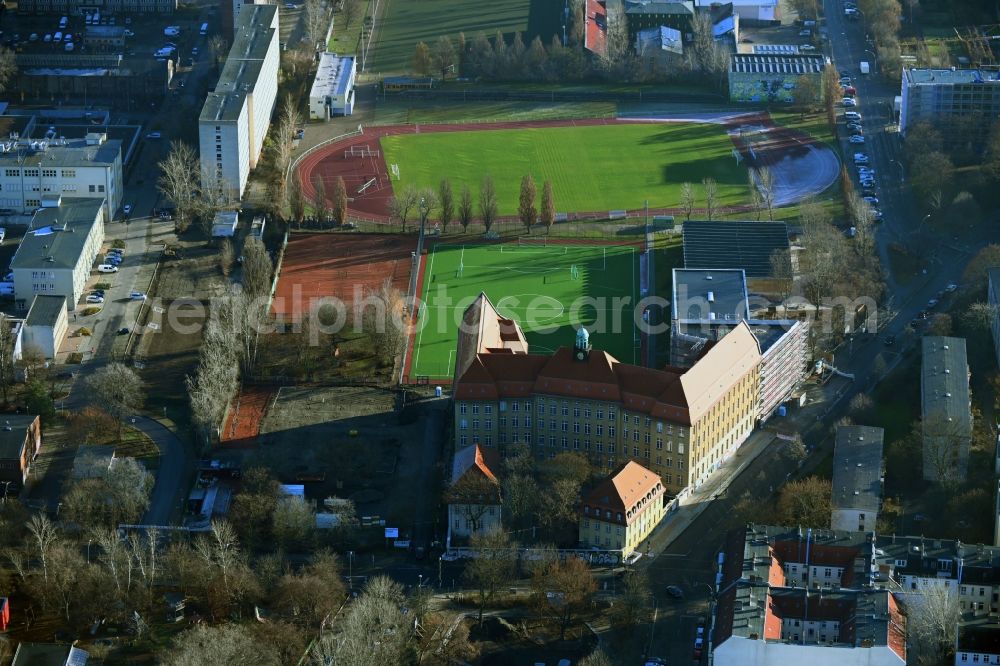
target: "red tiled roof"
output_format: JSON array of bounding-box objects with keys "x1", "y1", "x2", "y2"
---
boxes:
[
  {"x1": 887, "y1": 594, "x2": 907, "y2": 660},
  {"x1": 585, "y1": 0, "x2": 607, "y2": 56},
  {"x1": 452, "y1": 443, "x2": 501, "y2": 485},
  {"x1": 771, "y1": 540, "x2": 863, "y2": 586},
  {"x1": 583, "y1": 460, "x2": 663, "y2": 526}
]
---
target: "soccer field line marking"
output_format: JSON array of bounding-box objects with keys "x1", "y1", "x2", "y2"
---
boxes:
[
  {"x1": 446, "y1": 349, "x2": 456, "y2": 377},
  {"x1": 412, "y1": 246, "x2": 437, "y2": 375},
  {"x1": 457, "y1": 263, "x2": 610, "y2": 274}
]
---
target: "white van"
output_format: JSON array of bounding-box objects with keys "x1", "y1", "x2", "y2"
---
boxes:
[
  {"x1": 200, "y1": 22, "x2": 208, "y2": 36},
  {"x1": 97, "y1": 264, "x2": 119, "y2": 273}
]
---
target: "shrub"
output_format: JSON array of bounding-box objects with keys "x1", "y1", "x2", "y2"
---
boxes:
[
  {"x1": 94, "y1": 282, "x2": 111, "y2": 290},
  {"x1": 112, "y1": 239, "x2": 126, "y2": 249},
  {"x1": 66, "y1": 353, "x2": 83, "y2": 364},
  {"x1": 81, "y1": 307, "x2": 100, "y2": 316},
  {"x1": 78, "y1": 327, "x2": 92, "y2": 337}
]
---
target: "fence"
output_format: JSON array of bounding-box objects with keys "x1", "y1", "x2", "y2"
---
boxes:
[{"x1": 379, "y1": 86, "x2": 727, "y2": 106}]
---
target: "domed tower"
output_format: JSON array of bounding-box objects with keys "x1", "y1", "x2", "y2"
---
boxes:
[{"x1": 574, "y1": 327, "x2": 591, "y2": 362}]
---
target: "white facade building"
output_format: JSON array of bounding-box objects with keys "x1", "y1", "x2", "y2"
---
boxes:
[
  {"x1": 830, "y1": 426, "x2": 883, "y2": 533},
  {"x1": 22, "y1": 295, "x2": 68, "y2": 359},
  {"x1": 10, "y1": 198, "x2": 105, "y2": 312},
  {"x1": 696, "y1": 0, "x2": 776, "y2": 22},
  {"x1": 309, "y1": 53, "x2": 356, "y2": 119},
  {"x1": 199, "y1": 3, "x2": 280, "y2": 198},
  {"x1": 0, "y1": 133, "x2": 123, "y2": 218}
]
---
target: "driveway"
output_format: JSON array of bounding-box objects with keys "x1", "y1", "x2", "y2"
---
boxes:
[{"x1": 131, "y1": 415, "x2": 192, "y2": 526}]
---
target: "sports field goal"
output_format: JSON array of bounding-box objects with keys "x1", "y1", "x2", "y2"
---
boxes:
[{"x1": 518, "y1": 237, "x2": 546, "y2": 247}]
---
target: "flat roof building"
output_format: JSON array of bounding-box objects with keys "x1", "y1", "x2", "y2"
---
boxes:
[
  {"x1": 831, "y1": 426, "x2": 884, "y2": 533},
  {"x1": 22, "y1": 295, "x2": 69, "y2": 359},
  {"x1": 11, "y1": 198, "x2": 106, "y2": 312},
  {"x1": 921, "y1": 336, "x2": 972, "y2": 484},
  {"x1": 0, "y1": 132, "x2": 122, "y2": 218},
  {"x1": 682, "y1": 221, "x2": 791, "y2": 278},
  {"x1": 309, "y1": 53, "x2": 356, "y2": 120},
  {"x1": 729, "y1": 54, "x2": 825, "y2": 103},
  {"x1": 899, "y1": 67, "x2": 1000, "y2": 140},
  {"x1": 199, "y1": 4, "x2": 280, "y2": 198}
]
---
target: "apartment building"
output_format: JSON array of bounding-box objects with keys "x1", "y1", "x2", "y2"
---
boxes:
[
  {"x1": 0, "y1": 133, "x2": 123, "y2": 218},
  {"x1": 309, "y1": 53, "x2": 356, "y2": 119},
  {"x1": 988, "y1": 268, "x2": 1000, "y2": 368},
  {"x1": 579, "y1": 460, "x2": 665, "y2": 556},
  {"x1": 921, "y1": 336, "x2": 972, "y2": 483},
  {"x1": 199, "y1": 3, "x2": 280, "y2": 198},
  {"x1": 0, "y1": 414, "x2": 43, "y2": 487},
  {"x1": 671, "y1": 268, "x2": 808, "y2": 420},
  {"x1": 452, "y1": 293, "x2": 761, "y2": 497},
  {"x1": 21, "y1": 295, "x2": 68, "y2": 359},
  {"x1": 830, "y1": 426, "x2": 884, "y2": 533},
  {"x1": 713, "y1": 525, "x2": 906, "y2": 666},
  {"x1": 10, "y1": 198, "x2": 105, "y2": 312},
  {"x1": 899, "y1": 67, "x2": 1000, "y2": 141},
  {"x1": 956, "y1": 621, "x2": 1000, "y2": 666}
]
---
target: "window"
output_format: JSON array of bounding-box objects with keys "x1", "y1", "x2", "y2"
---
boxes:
[
  {"x1": 472, "y1": 419, "x2": 479, "y2": 430},
  {"x1": 89, "y1": 184, "x2": 97, "y2": 192},
  {"x1": 656, "y1": 438, "x2": 663, "y2": 450},
  {"x1": 61, "y1": 169, "x2": 76, "y2": 178},
  {"x1": 573, "y1": 423, "x2": 580, "y2": 433},
  {"x1": 511, "y1": 402, "x2": 519, "y2": 412},
  {"x1": 499, "y1": 417, "x2": 507, "y2": 428},
  {"x1": 460, "y1": 419, "x2": 468, "y2": 430},
  {"x1": 484, "y1": 435, "x2": 492, "y2": 446},
  {"x1": 511, "y1": 417, "x2": 518, "y2": 428},
  {"x1": 597, "y1": 409, "x2": 604, "y2": 420},
  {"x1": 499, "y1": 401, "x2": 507, "y2": 412},
  {"x1": 24, "y1": 169, "x2": 39, "y2": 177},
  {"x1": 608, "y1": 409, "x2": 616, "y2": 421},
  {"x1": 3, "y1": 169, "x2": 17, "y2": 177},
  {"x1": 98, "y1": 185, "x2": 105, "y2": 192},
  {"x1": 484, "y1": 419, "x2": 492, "y2": 430},
  {"x1": 561, "y1": 421, "x2": 568, "y2": 432},
  {"x1": 460, "y1": 435, "x2": 468, "y2": 446},
  {"x1": 584, "y1": 407, "x2": 591, "y2": 418},
  {"x1": 609, "y1": 426, "x2": 616, "y2": 438},
  {"x1": 561, "y1": 437, "x2": 568, "y2": 449},
  {"x1": 634, "y1": 415, "x2": 640, "y2": 425},
  {"x1": 561, "y1": 404, "x2": 568, "y2": 416},
  {"x1": 538, "y1": 403, "x2": 544, "y2": 414},
  {"x1": 550, "y1": 404, "x2": 556, "y2": 415},
  {"x1": 657, "y1": 422, "x2": 663, "y2": 433},
  {"x1": 524, "y1": 416, "x2": 531, "y2": 428},
  {"x1": 574, "y1": 405, "x2": 580, "y2": 417},
  {"x1": 549, "y1": 436, "x2": 556, "y2": 448},
  {"x1": 472, "y1": 404, "x2": 479, "y2": 414},
  {"x1": 596, "y1": 425, "x2": 603, "y2": 437},
  {"x1": 41, "y1": 169, "x2": 57, "y2": 178}
]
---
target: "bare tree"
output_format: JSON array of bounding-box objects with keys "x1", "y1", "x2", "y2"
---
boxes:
[
  {"x1": 219, "y1": 238, "x2": 235, "y2": 277},
  {"x1": 702, "y1": 177, "x2": 718, "y2": 221},
  {"x1": 479, "y1": 175, "x2": 498, "y2": 233},
  {"x1": 85, "y1": 363, "x2": 144, "y2": 441},
  {"x1": 312, "y1": 176, "x2": 330, "y2": 224},
  {"x1": 905, "y1": 584, "x2": 959, "y2": 665},
  {"x1": 757, "y1": 167, "x2": 776, "y2": 220},
  {"x1": 0, "y1": 48, "x2": 16, "y2": 94},
  {"x1": 340, "y1": 0, "x2": 362, "y2": 29},
  {"x1": 0, "y1": 317, "x2": 16, "y2": 403},
  {"x1": 304, "y1": 0, "x2": 330, "y2": 51},
  {"x1": 272, "y1": 496, "x2": 315, "y2": 547},
  {"x1": 417, "y1": 188, "x2": 439, "y2": 232},
  {"x1": 680, "y1": 182, "x2": 695, "y2": 220},
  {"x1": 412, "y1": 41, "x2": 433, "y2": 76},
  {"x1": 332, "y1": 176, "x2": 348, "y2": 226},
  {"x1": 438, "y1": 179, "x2": 454, "y2": 232},
  {"x1": 208, "y1": 35, "x2": 229, "y2": 68},
  {"x1": 540, "y1": 180, "x2": 555, "y2": 231},
  {"x1": 458, "y1": 185, "x2": 474, "y2": 232},
  {"x1": 241, "y1": 237, "x2": 274, "y2": 301},
  {"x1": 434, "y1": 35, "x2": 457, "y2": 77},
  {"x1": 464, "y1": 530, "x2": 517, "y2": 624},
  {"x1": 311, "y1": 576, "x2": 411, "y2": 666},
  {"x1": 532, "y1": 555, "x2": 596, "y2": 639},
  {"x1": 187, "y1": 314, "x2": 240, "y2": 444},
  {"x1": 360, "y1": 279, "x2": 406, "y2": 368},
  {"x1": 27, "y1": 514, "x2": 59, "y2": 583},
  {"x1": 518, "y1": 174, "x2": 537, "y2": 233},
  {"x1": 158, "y1": 141, "x2": 200, "y2": 233},
  {"x1": 389, "y1": 185, "x2": 419, "y2": 232},
  {"x1": 272, "y1": 95, "x2": 301, "y2": 210},
  {"x1": 748, "y1": 171, "x2": 764, "y2": 220},
  {"x1": 579, "y1": 650, "x2": 615, "y2": 666},
  {"x1": 289, "y1": 175, "x2": 306, "y2": 227},
  {"x1": 603, "y1": 4, "x2": 631, "y2": 74},
  {"x1": 166, "y1": 623, "x2": 282, "y2": 666}
]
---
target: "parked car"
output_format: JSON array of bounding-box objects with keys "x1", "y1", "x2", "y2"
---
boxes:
[
  {"x1": 847, "y1": 123, "x2": 863, "y2": 133},
  {"x1": 800, "y1": 44, "x2": 817, "y2": 51},
  {"x1": 927, "y1": 298, "x2": 939, "y2": 308},
  {"x1": 86, "y1": 294, "x2": 104, "y2": 304},
  {"x1": 97, "y1": 264, "x2": 118, "y2": 273},
  {"x1": 845, "y1": 111, "x2": 862, "y2": 121},
  {"x1": 666, "y1": 585, "x2": 684, "y2": 599},
  {"x1": 843, "y1": 85, "x2": 857, "y2": 95},
  {"x1": 29, "y1": 33, "x2": 38, "y2": 41},
  {"x1": 145, "y1": 131, "x2": 162, "y2": 139},
  {"x1": 842, "y1": 97, "x2": 858, "y2": 106},
  {"x1": 945, "y1": 282, "x2": 958, "y2": 292},
  {"x1": 123, "y1": 203, "x2": 132, "y2": 216},
  {"x1": 850, "y1": 135, "x2": 865, "y2": 143},
  {"x1": 295, "y1": 128, "x2": 305, "y2": 139},
  {"x1": 839, "y1": 76, "x2": 852, "y2": 86},
  {"x1": 43, "y1": 33, "x2": 52, "y2": 42},
  {"x1": 130, "y1": 291, "x2": 146, "y2": 300},
  {"x1": 863, "y1": 196, "x2": 879, "y2": 206},
  {"x1": 872, "y1": 209, "x2": 883, "y2": 220},
  {"x1": 118, "y1": 327, "x2": 130, "y2": 335}
]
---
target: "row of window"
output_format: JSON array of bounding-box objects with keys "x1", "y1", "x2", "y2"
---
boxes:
[{"x1": 460, "y1": 401, "x2": 685, "y2": 437}]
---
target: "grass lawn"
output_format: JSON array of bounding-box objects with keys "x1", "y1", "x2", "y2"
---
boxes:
[
  {"x1": 328, "y1": 1, "x2": 368, "y2": 54},
  {"x1": 372, "y1": 100, "x2": 617, "y2": 125},
  {"x1": 372, "y1": 0, "x2": 558, "y2": 74},
  {"x1": 412, "y1": 241, "x2": 640, "y2": 379},
  {"x1": 381, "y1": 123, "x2": 748, "y2": 215}
]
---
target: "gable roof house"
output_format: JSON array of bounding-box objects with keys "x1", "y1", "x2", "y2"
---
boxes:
[{"x1": 446, "y1": 443, "x2": 502, "y2": 545}]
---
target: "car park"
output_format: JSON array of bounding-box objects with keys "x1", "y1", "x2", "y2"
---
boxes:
[
  {"x1": 86, "y1": 294, "x2": 104, "y2": 304},
  {"x1": 64, "y1": 33, "x2": 72, "y2": 42},
  {"x1": 850, "y1": 135, "x2": 865, "y2": 143}
]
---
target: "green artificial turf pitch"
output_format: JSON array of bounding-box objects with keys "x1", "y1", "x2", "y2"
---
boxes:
[
  {"x1": 380, "y1": 123, "x2": 748, "y2": 216},
  {"x1": 411, "y1": 241, "x2": 640, "y2": 380}
]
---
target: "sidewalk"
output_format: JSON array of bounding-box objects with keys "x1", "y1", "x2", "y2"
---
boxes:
[{"x1": 637, "y1": 429, "x2": 778, "y2": 555}]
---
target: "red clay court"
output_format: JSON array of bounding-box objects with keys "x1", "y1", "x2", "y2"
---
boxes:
[
  {"x1": 221, "y1": 385, "x2": 273, "y2": 446},
  {"x1": 272, "y1": 233, "x2": 416, "y2": 323}
]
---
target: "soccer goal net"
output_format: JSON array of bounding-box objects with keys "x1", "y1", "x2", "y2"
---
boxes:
[{"x1": 517, "y1": 237, "x2": 547, "y2": 247}]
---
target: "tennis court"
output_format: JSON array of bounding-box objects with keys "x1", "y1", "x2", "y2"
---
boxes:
[{"x1": 410, "y1": 240, "x2": 641, "y2": 379}]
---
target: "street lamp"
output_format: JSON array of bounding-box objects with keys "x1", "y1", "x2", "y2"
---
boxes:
[
  {"x1": 865, "y1": 49, "x2": 878, "y2": 72},
  {"x1": 347, "y1": 551, "x2": 354, "y2": 588}
]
